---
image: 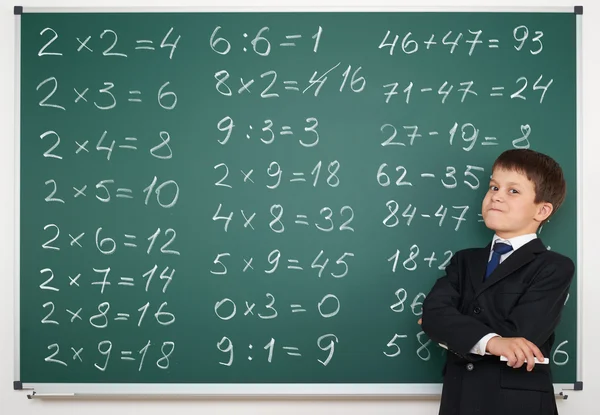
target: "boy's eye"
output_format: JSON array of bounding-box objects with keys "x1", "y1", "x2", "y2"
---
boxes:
[
  {"x1": 509, "y1": 189, "x2": 519, "y2": 194},
  {"x1": 489, "y1": 185, "x2": 498, "y2": 191}
]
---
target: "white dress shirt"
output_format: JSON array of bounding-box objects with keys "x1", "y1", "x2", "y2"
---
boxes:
[{"x1": 469, "y1": 233, "x2": 538, "y2": 356}]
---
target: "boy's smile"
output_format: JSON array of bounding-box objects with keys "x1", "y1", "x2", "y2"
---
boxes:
[{"x1": 481, "y1": 168, "x2": 553, "y2": 239}]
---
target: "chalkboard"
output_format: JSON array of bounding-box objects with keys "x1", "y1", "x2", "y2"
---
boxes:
[{"x1": 14, "y1": 6, "x2": 582, "y2": 396}]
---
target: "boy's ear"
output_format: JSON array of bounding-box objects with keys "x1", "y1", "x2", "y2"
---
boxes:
[{"x1": 535, "y1": 201, "x2": 554, "y2": 223}]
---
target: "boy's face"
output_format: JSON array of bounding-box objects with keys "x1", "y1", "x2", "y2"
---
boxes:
[{"x1": 481, "y1": 168, "x2": 553, "y2": 239}]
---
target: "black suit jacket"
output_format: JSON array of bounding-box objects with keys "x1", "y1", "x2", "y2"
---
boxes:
[{"x1": 422, "y1": 237, "x2": 574, "y2": 415}]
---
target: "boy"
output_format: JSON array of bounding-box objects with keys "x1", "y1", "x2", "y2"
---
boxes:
[{"x1": 421, "y1": 149, "x2": 575, "y2": 415}]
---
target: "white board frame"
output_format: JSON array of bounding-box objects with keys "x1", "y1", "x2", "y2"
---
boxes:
[{"x1": 13, "y1": 5, "x2": 583, "y2": 398}]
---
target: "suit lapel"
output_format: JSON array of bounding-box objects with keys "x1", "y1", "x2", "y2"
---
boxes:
[
  {"x1": 474, "y1": 238, "x2": 547, "y2": 297},
  {"x1": 468, "y1": 244, "x2": 492, "y2": 294}
]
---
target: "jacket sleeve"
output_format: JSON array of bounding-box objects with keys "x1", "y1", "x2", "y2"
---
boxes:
[
  {"x1": 492, "y1": 257, "x2": 575, "y2": 346},
  {"x1": 422, "y1": 252, "x2": 495, "y2": 357}
]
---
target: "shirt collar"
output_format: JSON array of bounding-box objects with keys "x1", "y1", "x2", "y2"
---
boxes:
[{"x1": 492, "y1": 233, "x2": 538, "y2": 252}]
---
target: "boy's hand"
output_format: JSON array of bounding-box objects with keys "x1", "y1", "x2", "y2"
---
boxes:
[
  {"x1": 487, "y1": 336, "x2": 545, "y2": 371},
  {"x1": 417, "y1": 318, "x2": 422, "y2": 325}
]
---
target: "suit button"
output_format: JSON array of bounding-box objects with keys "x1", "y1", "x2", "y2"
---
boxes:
[
  {"x1": 473, "y1": 306, "x2": 481, "y2": 314},
  {"x1": 466, "y1": 363, "x2": 474, "y2": 371}
]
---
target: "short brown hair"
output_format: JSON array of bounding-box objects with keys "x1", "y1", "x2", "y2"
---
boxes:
[{"x1": 492, "y1": 149, "x2": 567, "y2": 224}]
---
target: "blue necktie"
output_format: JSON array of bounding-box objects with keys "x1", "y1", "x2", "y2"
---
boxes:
[{"x1": 485, "y1": 242, "x2": 513, "y2": 279}]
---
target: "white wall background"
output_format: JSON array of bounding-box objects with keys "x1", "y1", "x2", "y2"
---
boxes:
[{"x1": 1, "y1": 0, "x2": 598, "y2": 413}]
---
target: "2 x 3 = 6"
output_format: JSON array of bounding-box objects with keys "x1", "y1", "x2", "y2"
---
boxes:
[{"x1": 36, "y1": 77, "x2": 177, "y2": 111}]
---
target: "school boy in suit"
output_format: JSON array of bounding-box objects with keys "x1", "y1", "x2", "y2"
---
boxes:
[{"x1": 421, "y1": 149, "x2": 575, "y2": 415}]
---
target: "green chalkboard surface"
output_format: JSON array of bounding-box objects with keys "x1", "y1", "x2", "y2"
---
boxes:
[{"x1": 16, "y1": 7, "x2": 581, "y2": 395}]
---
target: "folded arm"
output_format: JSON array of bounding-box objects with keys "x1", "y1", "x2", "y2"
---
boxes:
[
  {"x1": 421, "y1": 253, "x2": 495, "y2": 357},
  {"x1": 492, "y1": 257, "x2": 574, "y2": 346}
]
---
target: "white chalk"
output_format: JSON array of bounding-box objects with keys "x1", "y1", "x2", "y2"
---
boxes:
[{"x1": 500, "y1": 355, "x2": 549, "y2": 364}]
